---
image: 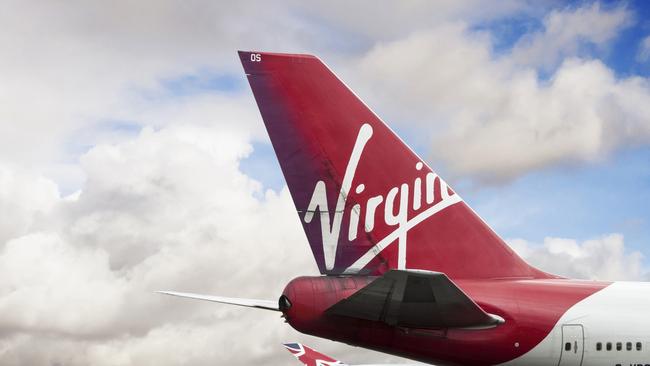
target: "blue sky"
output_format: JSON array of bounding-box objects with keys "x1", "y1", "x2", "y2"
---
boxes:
[{"x1": 469, "y1": 147, "x2": 650, "y2": 250}]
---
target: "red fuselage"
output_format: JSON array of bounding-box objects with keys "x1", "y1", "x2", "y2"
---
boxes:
[{"x1": 282, "y1": 276, "x2": 608, "y2": 365}]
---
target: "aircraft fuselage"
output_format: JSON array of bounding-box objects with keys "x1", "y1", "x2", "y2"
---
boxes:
[{"x1": 282, "y1": 276, "x2": 650, "y2": 366}]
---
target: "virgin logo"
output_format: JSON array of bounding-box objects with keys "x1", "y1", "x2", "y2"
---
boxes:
[{"x1": 303, "y1": 123, "x2": 462, "y2": 272}]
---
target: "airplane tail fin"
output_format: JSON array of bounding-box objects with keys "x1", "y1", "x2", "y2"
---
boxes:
[
  {"x1": 283, "y1": 343, "x2": 345, "y2": 366},
  {"x1": 239, "y1": 51, "x2": 551, "y2": 279}
]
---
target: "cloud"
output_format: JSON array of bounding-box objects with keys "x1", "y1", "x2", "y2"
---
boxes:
[
  {"x1": 0, "y1": 0, "x2": 329, "y2": 177},
  {"x1": 2, "y1": 1, "x2": 642, "y2": 186},
  {"x1": 512, "y1": 3, "x2": 631, "y2": 69},
  {"x1": 0, "y1": 233, "x2": 125, "y2": 337},
  {"x1": 0, "y1": 166, "x2": 59, "y2": 245},
  {"x1": 292, "y1": 0, "x2": 529, "y2": 41},
  {"x1": 0, "y1": 123, "x2": 422, "y2": 365},
  {"x1": 636, "y1": 35, "x2": 650, "y2": 62},
  {"x1": 0, "y1": 0, "x2": 536, "y2": 180},
  {"x1": 0, "y1": 125, "x2": 286, "y2": 364},
  {"x1": 352, "y1": 19, "x2": 650, "y2": 182},
  {"x1": 508, "y1": 234, "x2": 647, "y2": 280}
]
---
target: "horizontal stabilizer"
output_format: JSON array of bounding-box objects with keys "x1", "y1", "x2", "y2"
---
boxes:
[
  {"x1": 157, "y1": 291, "x2": 279, "y2": 312},
  {"x1": 326, "y1": 270, "x2": 504, "y2": 329}
]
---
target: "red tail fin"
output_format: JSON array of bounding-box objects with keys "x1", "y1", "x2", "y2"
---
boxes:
[{"x1": 239, "y1": 51, "x2": 549, "y2": 279}]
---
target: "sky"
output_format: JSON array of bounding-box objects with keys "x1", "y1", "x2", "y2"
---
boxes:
[{"x1": 1, "y1": 1, "x2": 650, "y2": 365}]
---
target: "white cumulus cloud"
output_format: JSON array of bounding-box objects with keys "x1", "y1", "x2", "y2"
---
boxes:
[
  {"x1": 512, "y1": 3, "x2": 631, "y2": 69},
  {"x1": 509, "y1": 234, "x2": 647, "y2": 281},
  {"x1": 636, "y1": 35, "x2": 650, "y2": 62},
  {"x1": 0, "y1": 123, "x2": 418, "y2": 365},
  {"x1": 352, "y1": 19, "x2": 650, "y2": 182}
]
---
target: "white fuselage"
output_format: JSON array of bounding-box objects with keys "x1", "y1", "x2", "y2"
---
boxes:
[{"x1": 505, "y1": 282, "x2": 650, "y2": 366}]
